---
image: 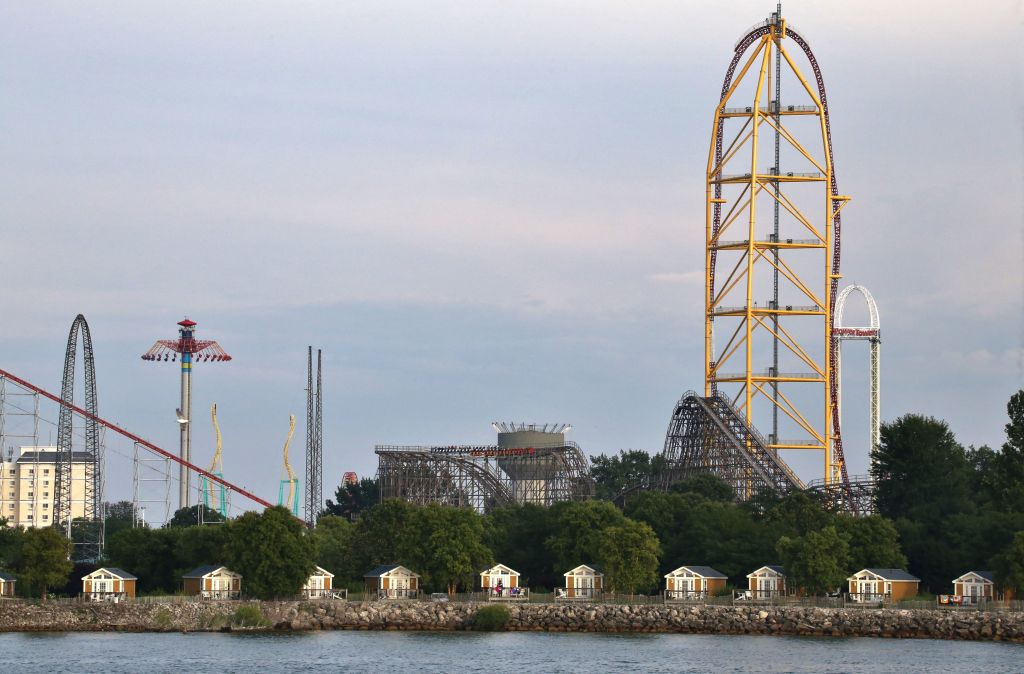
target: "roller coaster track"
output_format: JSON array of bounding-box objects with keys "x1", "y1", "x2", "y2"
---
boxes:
[
  {"x1": 0, "y1": 368, "x2": 285, "y2": 518},
  {"x1": 660, "y1": 391, "x2": 805, "y2": 500}
]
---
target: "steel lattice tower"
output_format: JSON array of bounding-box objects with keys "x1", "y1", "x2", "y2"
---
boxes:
[
  {"x1": 304, "y1": 347, "x2": 323, "y2": 526},
  {"x1": 705, "y1": 9, "x2": 852, "y2": 490},
  {"x1": 54, "y1": 314, "x2": 103, "y2": 559},
  {"x1": 142, "y1": 318, "x2": 231, "y2": 510},
  {"x1": 833, "y1": 285, "x2": 881, "y2": 463}
]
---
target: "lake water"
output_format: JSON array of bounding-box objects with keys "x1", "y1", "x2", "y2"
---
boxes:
[{"x1": 0, "y1": 631, "x2": 1020, "y2": 673}]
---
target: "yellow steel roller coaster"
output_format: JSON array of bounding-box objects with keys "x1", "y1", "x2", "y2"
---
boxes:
[
  {"x1": 705, "y1": 9, "x2": 851, "y2": 486},
  {"x1": 278, "y1": 414, "x2": 300, "y2": 516}
]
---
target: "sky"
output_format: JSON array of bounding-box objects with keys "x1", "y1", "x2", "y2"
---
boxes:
[{"x1": 0, "y1": 1, "x2": 1021, "y2": 517}]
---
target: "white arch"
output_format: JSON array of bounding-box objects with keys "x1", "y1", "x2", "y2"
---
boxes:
[{"x1": 833, "y1": 284, "x2": 881, "y2": 473}]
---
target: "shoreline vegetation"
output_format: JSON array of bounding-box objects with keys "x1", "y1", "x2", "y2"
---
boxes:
[{"x1": 0, "y1": 599, "x2": 1022, "y2": 642}]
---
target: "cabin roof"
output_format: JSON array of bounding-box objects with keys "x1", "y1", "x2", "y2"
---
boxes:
[
  {"x1": 667, "y1": 565, "x2": 727, "y2": 579},
  {"x1": 364, "y1": 564, "x2": 417, "y2": 578},
  {"x1": 853, "y1": 568, "x2": 920, "y2": 582},
  {"x1": 481, "y1": 563, "x2": 519, "y2": 575},
  {"x1": 955, "y1": 570, "x2": 994, "y2": 583},
  {"x1": 183, "y1": 565, "x2": 237, "y2": 579},
  {"x1": 748, "y1": 565, "x2": 786, "y2": 577},
  {"x1": 86, "y1": 567, "x2": 137, "y2": 581},
  {"x1": 564, "y1": 564, "x2": 603, "y2": 576},
  {"x1": 0, "y1": 571, "x2": 15, "y2": 582}
]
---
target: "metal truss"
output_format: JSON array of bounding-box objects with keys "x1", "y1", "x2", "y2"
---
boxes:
[
  {"x1": 54, "y1": 314, "x2": 103, "y2": 560},
  {"x1": 705, "y1": 10, "x2": 853, "y2": 494},
  {"x1": 375, "y1": 442, "x2": 595, "y2": 512},
  {"x1": 658, "y1": 391, "x2": 805, "y2": 500},
  {"x1": 806, "y1": 474, "x2": 876, "y2": 515},
  {"x1": 304, "y1": 347, "x2": 323, "y2": 526}
]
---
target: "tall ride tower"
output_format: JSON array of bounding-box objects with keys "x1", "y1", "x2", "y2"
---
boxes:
[
  {"x1": 705, "y1": 8, "x2": 852, "y2": 487},
  {"x1": 142, "y1": 318, "x2": 231, "y2": 510},
  {"x1": 304, "y1": 347, "x2": 323, "y2": 526}
]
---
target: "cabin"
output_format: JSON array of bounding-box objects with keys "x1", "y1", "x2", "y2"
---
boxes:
[
  {"x1": 82, "y1": 568, "x2": 137, "y2": 602},
  {"x1": 560, "y1": 564, "x2": 603, "y2": 600},
  {"x1": 480, "y1": 563, "x2": 527, "y2": 600},
  {"x1": 951, "y1": 571, "x2": 1008, "y2": 604},
  {"x1": 182, "y1": 565, "x2": 242, "y2": 600},
  {"x1": 0, "y1": 571, "x2": 16, "y2": 598},
  {"x1": 747, "y1": 565, "x2": 787, "y2": 599},
  {"x1": 364, "y1": 564, "x2": 420, "y2": 599},
  {"x1": 847, "y1": 568, "x2": 919, "y2": 602},
  {"x1": 664, "y1": 566, "x2": 727, "y2": 600},
  {"x1": 302, "y1": 566, "x2": 336, "y2": 599}
]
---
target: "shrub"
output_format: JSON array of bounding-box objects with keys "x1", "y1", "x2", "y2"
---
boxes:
[
  {"x1": 153, "y1": 608, "x2": 173, "y2": 629},
  {"x1": 472, "y1": 605, "x2": 511, "y2": 631},
  {"x1": 231, "y1": 604, "x2": 268, "y2": 628}
]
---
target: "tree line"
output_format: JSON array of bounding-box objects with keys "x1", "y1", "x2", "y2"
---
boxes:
[{"x1": 1, "y1": 390, "x2": 1021, "y2": 600}]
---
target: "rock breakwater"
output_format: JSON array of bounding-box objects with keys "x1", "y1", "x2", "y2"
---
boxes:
[{"x1": 0, "y1": 600, "x2": 1020, "y2": 642}]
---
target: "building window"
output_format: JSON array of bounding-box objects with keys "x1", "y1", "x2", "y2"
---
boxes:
[
  {"x1": 43, "y1": 469, "x2": 49, "y2": 475},
  {"x1": 42, "y1": 515, "x2": 48, "y2": 521},
  {"x1": 26, "y1": 515, "x2": 32, "y2": 521},
  {"x1": 43, "y1": 503, "x2": 48, "y2": 509},
  {"x1": 7, "y1": 470, "x2": 13, "y2": 476},
  {"x1": 6, "y1": 493, "x2": 12, "y2": 499},
  {"x1": 43, "y1": 492, "x2": 49, "y2": 498},
  {"x1": 28, "y1": 470, "x2": 34, "y2": 475},
  {"x1": 44, "y1": 480, "x2": 49, "y2": 486},
  {"x1": 27, "y1": 493, "x2": 33, "y2": 499}
]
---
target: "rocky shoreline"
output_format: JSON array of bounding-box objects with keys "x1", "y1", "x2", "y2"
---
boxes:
[{"x1": 0, "y1": 600, "x2": 1021, "y2": 642}]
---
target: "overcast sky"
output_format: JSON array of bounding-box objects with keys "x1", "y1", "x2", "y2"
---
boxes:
[{"x1": 0, "y1": 1, "x2": 1021, "y2": 517}]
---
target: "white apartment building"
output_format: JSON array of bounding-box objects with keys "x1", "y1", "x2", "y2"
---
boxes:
[{"x1": 0, "y1": 446, "x2": 89, "y2": 528}]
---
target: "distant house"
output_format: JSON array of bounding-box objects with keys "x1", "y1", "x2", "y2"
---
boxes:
[
  {"x1": 302, "y1": 566, "x2": 336, "y2": 599},
  {"x1": 364, "y1": 564, "x2": 419, "y2": 599},
  {"x1": 952, "y1": 571, "x2": 1007, "y2": 604},
  {"x1": 664, "y1": 566, "x2": 727, "y2": 600},
  {"x1": 182, "y1": 565, "x2": 241, "y2": 600},
  {"x1": 0, "y1": 571, "x2": 16, "y2": 598},
  {"x1": 847, "y1": 568, "x2": 919, "y2": 602},
  {"x1": 82, "y1": 568, "x2": 137, "y2": 602},
  {"x1": 480, "y1": 564, "x2": 526, "y2": 600},
  {"x1": 747, "y1": 565, "x2": 787, "y2": 599},
  {"x1": 561, "y1": 564, "x2": 603, "y2": 600}
]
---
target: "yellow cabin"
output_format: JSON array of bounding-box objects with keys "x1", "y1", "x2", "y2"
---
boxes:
[
  {"x1": 364, "y1": 564, "x2": 419, "y2": 599},
  {"x1": 0, "y1": 571, "x2": 16, "y2": 598},
  {"x1": 747, "y1": 565, "x2": 787, "y2": 599},
  {"x1": 82, "y1": 567, "x2": 137, "y2": 602},
  {"x1": 302, "y1": 566, "x2": 336, "y2": 598},
  {"x1": 182, "y1": 565, "x2": 241, "y2": 600},
  {"x1": 561, "y1": 564, "x2": 603, "y2": 600},
  {"x1": 665, "y1": 566, "x2": 727, "y2": 600},
  {"x1": 847, "y1": 568, "x2": 919, "y2": 602}
]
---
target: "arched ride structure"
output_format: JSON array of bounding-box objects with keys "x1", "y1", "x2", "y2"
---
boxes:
[
  {"x1": 704, "y1": 10, "x2": 852, "y2": 497},
  {"x1": 376, "y1": 443, "x2": 594, "y2": 513},
  {"x1": 54, "y1": 314, "x2": 103, "y2": 560},
  {"x1": 833, "y1": 284, "x2": 881, "y2": 461}
]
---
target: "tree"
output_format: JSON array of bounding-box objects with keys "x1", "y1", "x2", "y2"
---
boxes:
[
  {"x1": 990, "y1": 391, "x2": 1024, "y2": 512},
  {"x1": 175, "y1": 523, "x2": 230, "y2": 573},
  {"x1": 349, "y1": 499, "x2": 421, "y2": 574},
  {"x1": 486, "y1": 504, "x2": 556, "y2": 589},
  {"x1": 545, "y1": 501, "x2": 630, "y2": 573},
  {"x1": 105, "y1": 527, "x2": 183, "y2": 595},
  {"x1": 669, "y1": 474, "x2": 736, "y2": 503},
  {"x1": 835, "y1": 515, "x2": 906, "y2": 572},
  {"x1": 103, "y1": 501, "x2": 139, "y2": 540},
  {"x1": 765, "y1": 492, "x2": 834, "y2": 538},
  {"x1": 18, "y1": 527, "x2": 73, "y2": 598},
  {"x1": 313, "y1": 516, "x2": 357, "y2": 585},
  {"x1": 166, "y1": 504, "x2": 226, "y2": 528},
  {"x1": 776, "y1": 525, "x2": 850, "y2": 595},
  {"x1": 418, "y1": 505, "x2": 493, "y2": 594},
  {"x1": 589, "y1": 450, "x2": 658, "y2": 500},
  {"x1": 992, "y1": 531, "x2": 1024, "y2": 596},
  {"x1": 225, "y1": 506, "x2": 316, "y2": 599},
  {"x1": 596, "y1": 521, "x2": 661, "y2": 594},
  {"x1": 323, "y1": 478, "x2": 380, "y2": 521},
  {"x1": 0, "y1": 518, "x2": 24, "y2": 570},
  {"x1": 873, "y1": 414, "x2": 973, "y2": 523}
]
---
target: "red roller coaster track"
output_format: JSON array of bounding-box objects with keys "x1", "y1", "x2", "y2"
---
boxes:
[{"x1": 0, "y1": 367, "x2": 285, "y2": 517}]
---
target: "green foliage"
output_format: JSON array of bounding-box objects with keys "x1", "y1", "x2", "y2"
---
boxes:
[
  {"x1": 153, "y1": 608, "x2": 173, "y2": 629},
  {"x1": 349, "y1": 499, "x2": 421, "y2": 573},
  {"x1": 225, "y1": 506, "x2": 316, "y2": 599},
  {"x1": 323, "y1": 478, "x2": 380, "y2": 521},
  {"x1": 105, "y1": 527, "x2": 183, "y2": 594},
  {"x1": 103, "y1": 501, "x2": 139, "y2": 541},
  {"x1": 545, "y1": 501, "x2": 629, "y2": 573},
  {"x1": 836, "y1": 515, "x2": 907, "y2": 571},
  {"x1": 777, "y1": 525, "x2": 850, "y2": 595},
  {"x1": 472, "y1": 604, "x2": 511, "y2": 631},
  {"x1": 669, "y1": 474, "x2": 736, "y2": 503},
  {"x1": 17, "y1": 526, "x2": 73, "y2": 598},
  {"x1": 0, "y1": 518, "x2": 24, "y2": 570},
  {"x1": 166, "y1": 504, "x2": 226, "y2": 528},
  {"x1": 313, "y1": 516, "x2": 356, "y2": 581},
  {"x1": 417, "y1": 505, "x2": 493, "y2": 594},
  {"x1": 596, "y1": 521, "x2": 661, "y2": 593},
  {"x1": 766, "y1": 492, "x2": 834, "y2": 538},
  {"x1": 873, "y1": 414, "x2": 973, "y2": 523},
  {"x1": 231, "y1": 604, "x2": 269, "y2": 628},
  {"x1": 992, "y1": 531, "x2": 1024, "y2": 594},
  {"x1": 486, "y1": 504, "x2": 556, "y2": 588},
  {"x1": 589, "y1": 450, "x2": 664, "y2": 500}
]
